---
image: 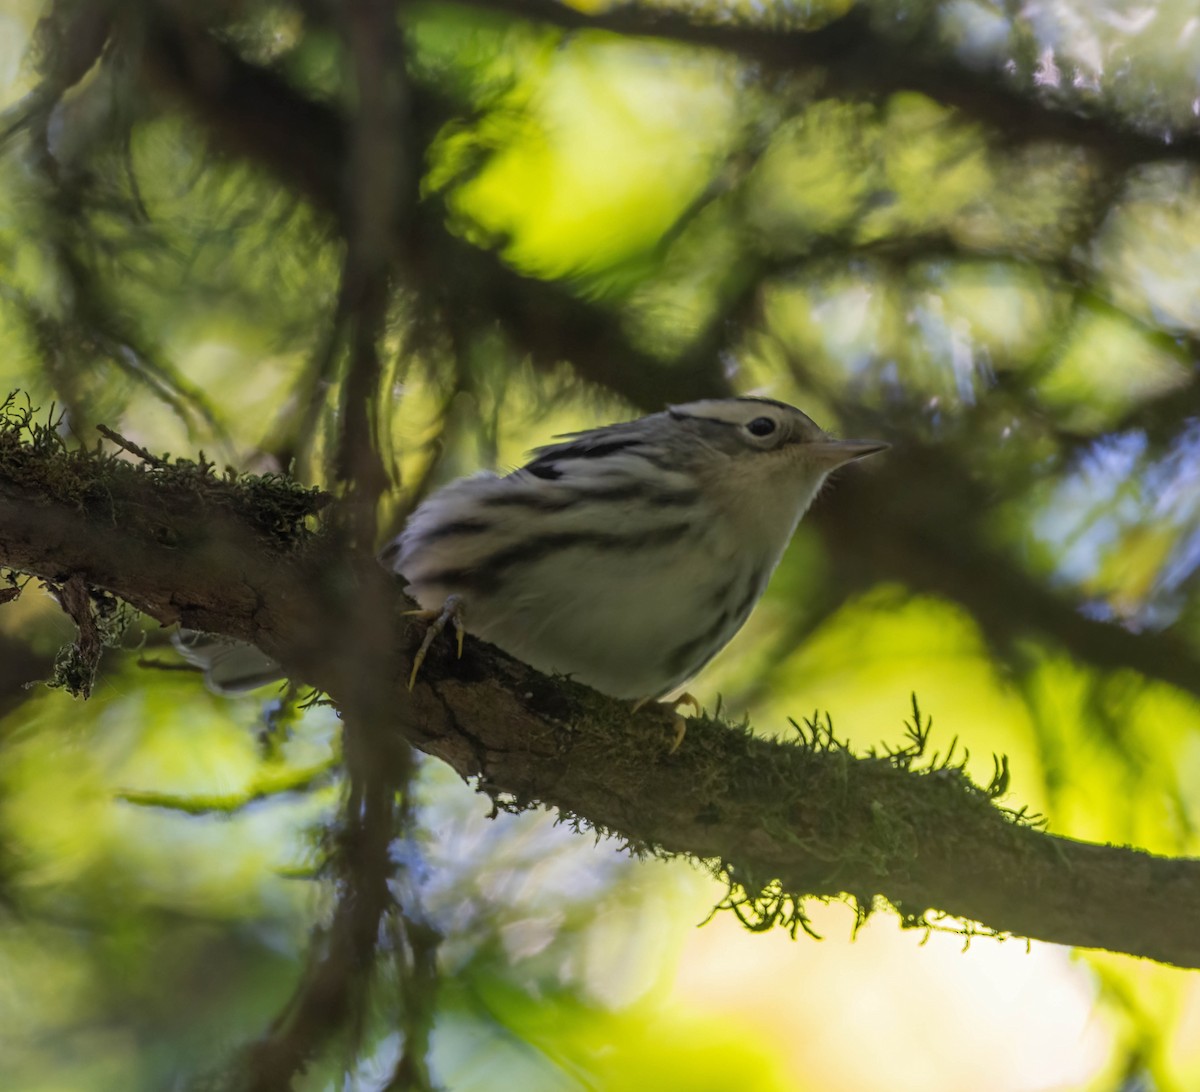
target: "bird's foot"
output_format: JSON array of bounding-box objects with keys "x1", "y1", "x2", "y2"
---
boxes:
[
  {"x1": 633, "y1": 691, "x2": 700, "y2": 754},
  {"x1": 404, "y1": 595, "x2": 465, "y2": 690}
]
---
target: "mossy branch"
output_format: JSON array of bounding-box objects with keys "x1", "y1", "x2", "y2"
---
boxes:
[{"x1": 1, "y1": 409, "x2": 1199, "y2": 968}]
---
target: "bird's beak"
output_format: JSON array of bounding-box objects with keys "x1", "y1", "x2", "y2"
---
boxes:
[{"x1": 805, "y1": 439, "x2": 890, "y2": 467}]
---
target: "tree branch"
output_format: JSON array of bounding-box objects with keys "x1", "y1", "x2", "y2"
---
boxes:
[{"x1": 2, "y1": 419, "x2": 1199, "y2": 968}]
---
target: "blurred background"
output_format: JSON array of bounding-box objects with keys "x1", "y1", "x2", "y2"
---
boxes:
[{"x1": 2, "y1": 0, "x2": 1200, "y2": 1088}]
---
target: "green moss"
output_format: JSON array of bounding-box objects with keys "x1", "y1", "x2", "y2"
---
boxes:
[
  {"x1": 706, "y1": 694, "x2": 1034, "y2": 943},
  {"x1": 0, "y1": 392, "x2": 328, "y2": 549},
  {"x1": 46, "y1": 588, "x2": 132, "y2": 699}
]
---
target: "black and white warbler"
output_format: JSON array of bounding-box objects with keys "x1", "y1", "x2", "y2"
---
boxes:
[
  {"x1": 179, "y1": 398, "x2": 886, "y2": 712},
  {"x1": 387, "y1": 397, "x2": 886, "y2": 701}
]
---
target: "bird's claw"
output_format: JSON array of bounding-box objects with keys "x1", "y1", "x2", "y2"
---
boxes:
[
  {"x1": 633, "y1": 691, "x2": 700, "y2": 754},
  {"x1": 405, "y1": 595, "x2": 465, "y2": 690}
]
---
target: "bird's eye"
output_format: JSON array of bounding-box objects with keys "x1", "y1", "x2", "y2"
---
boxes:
[{"x1": 746, "y1": 417, "x2": 777, "y2": 438}]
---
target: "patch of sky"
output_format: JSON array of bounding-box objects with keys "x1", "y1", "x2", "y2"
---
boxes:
[{"x1": 1034, "y1": 423, "x2": 1200, "y2": 628}]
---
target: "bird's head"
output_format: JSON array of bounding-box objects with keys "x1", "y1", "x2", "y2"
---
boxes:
[{"x1": 666, "y1": 396, "x2": 888, "y2": 480}]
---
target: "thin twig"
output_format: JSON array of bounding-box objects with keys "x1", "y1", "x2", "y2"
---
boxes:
[{"x1": 96, "y1": 423, "x2": 166, "y2": 467}]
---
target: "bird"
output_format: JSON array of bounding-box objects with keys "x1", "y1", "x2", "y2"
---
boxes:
[
  {"x1": 383, "y1": 396, "x2": 886, "y2": 703},
  {"x1": 178, "y1": 397, "x2": 887, "y2": 728}
]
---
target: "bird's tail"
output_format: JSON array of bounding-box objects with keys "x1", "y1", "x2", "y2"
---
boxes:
[{"x1": 172, "y1": 630, "x2": 285, "y2": 694}]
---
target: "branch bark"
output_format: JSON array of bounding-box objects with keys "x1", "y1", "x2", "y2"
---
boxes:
[{"x1": 2, "y1": 424, "x2": 1199, "y2": 968}]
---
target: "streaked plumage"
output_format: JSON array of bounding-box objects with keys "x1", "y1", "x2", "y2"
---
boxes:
[{"x1": 383, "y1": 397, "x2": 886, "y2": 700}]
